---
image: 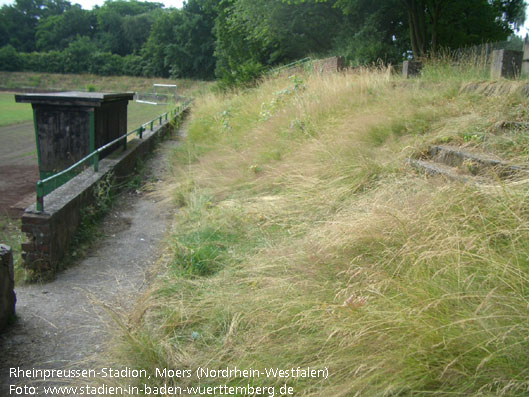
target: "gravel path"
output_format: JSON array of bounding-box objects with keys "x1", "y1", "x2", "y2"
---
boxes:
[{"x1": 0, "y1": 133, "x2": 180, "y2": 395}]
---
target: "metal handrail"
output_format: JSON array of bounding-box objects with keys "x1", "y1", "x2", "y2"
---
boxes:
[
  {"x1": 268, "y1": 57, "x2": 312, "y2": 75},
  {"x1": 35, "y1": 100, "x2": 191, "y2": 211}
]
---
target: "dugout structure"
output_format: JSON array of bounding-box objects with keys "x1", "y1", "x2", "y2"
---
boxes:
[{"x1": 15, "y1": 91, "x2": 134, "y2": 179}]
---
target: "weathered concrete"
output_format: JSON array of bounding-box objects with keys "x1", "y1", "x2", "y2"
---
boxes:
[
  {"x1": 21, "y1": 112, "x2": 187, "y2": 276},
  {"x1": 402, "y1": 61, "x2": 422, "y2": 78},
  {"x1": 15, "y1": 92, "x2": 133, "y2": 179},
  {"x1": 522, "y1": 41, "x2": 529, "y2": 77},
  {"x1": 0, "y1": 132, "x2": 182, "y2": 395},
  {"x1": 312, "y1": 56, "x2": 345, "y2": 74},
  {"x1": 0, "y1": 244, "x2": 15, "y2": 331},
  {"x1": 491, "y1": 49, "x2": 523, "y2": 79},
  {"x1": 409, "y1": 145, "x2": 529, "y2": 184}
]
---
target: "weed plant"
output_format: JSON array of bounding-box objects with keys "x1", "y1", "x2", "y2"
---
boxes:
[
  {"x1": 0, "y1": 216, "x2": 27, "y2": 283},
  {"x1": 103, "y1": 61, "x2": 529, "y2": 395}
]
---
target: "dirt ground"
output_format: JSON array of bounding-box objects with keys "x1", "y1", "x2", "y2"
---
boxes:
[
  {"x1": 0, "y1": 122, "x2": 38, "y2": 216},
  {"x1": 0, "y1": 132, "x2": 180, "y2": 396}
]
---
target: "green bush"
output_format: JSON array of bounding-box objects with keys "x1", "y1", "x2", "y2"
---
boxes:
[
  {"x1": 0, "y1": 45, "x2": 22, "y2": 71},
  {"x1": 217, "y1": 60, "x2": 266, "y2": 90}
]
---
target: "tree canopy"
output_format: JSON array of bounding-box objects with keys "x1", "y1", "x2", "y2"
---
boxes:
[{"x1": 0, "y1": 0, "x2": 526, "y2": 83}]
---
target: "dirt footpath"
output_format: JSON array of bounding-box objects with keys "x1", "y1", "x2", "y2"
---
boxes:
[{"x1": 0, "y1": 133, "x2": 180, "y2": 395}]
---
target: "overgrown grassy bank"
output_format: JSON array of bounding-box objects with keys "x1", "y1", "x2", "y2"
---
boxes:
[{"x1": 106, "y1": 64, "x2": 529, "y2": 395}]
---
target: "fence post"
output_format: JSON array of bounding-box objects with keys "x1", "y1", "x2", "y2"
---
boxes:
[
  {"x1": 522, "y1": 39, "x2": 529, "y2": 77},
  {"x1": 150, "y1": 120, "x2": 154, "y2": 131},
  {"x1": 36, "y1": 181, "x2": 44, "y2": 212}
]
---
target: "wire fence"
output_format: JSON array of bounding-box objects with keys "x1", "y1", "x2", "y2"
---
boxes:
[{"x1": 35, "y1": 99, "x2": 192, "y2": 211}]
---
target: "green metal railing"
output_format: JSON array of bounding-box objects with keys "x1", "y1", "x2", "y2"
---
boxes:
[
  {"x1": 268, "y1": 57, "x2": 312, "y2": 76},
  {"x1": 35, "y1": 100, "x2": 191, "y2": 211}
]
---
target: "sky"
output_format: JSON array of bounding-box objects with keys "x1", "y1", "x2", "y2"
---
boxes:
[{"x1": 0, "y1": 0, "x2": 185, "y2": 9}]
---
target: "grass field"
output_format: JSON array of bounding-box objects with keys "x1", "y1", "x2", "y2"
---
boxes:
[
  {"x1": 92, "y1": 61, "x2": 529, "y2": 395},
  {"x1": 0, "y1": 93, "x2": 33, "y2": 126}
]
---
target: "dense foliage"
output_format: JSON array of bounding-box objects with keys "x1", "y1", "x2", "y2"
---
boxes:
[{"x1": 0, "y1": 0, "x2": 526, "y2": 84}]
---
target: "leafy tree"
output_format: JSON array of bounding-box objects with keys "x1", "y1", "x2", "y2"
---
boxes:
[
  {"x1": 63, "y1": 35, "x2": 98, "y2": 73},
  {"x1": 213, "y1": 0, "x2": 350, "y2": 85},
  {"x1": 330, "y1": 0, "x2": 407, "y2": 65},
  {"x1": 0, "y1": 45, "x2": 22, "y2": 71},
  {"x1": 36, "y1": 5, "x2": 93, "y2": 51},
  {"x1": 333, "y1": 0, "x2": 526, "y2": 57},
  {"x1": 0, "y1": 0, "x2": 73, "y2": 52},
  {"x1": 142, "y1": 0, "x2": 217, "y2": 79},
  {"x1": 93, "y1": 0, "x2": 163, "y2": 55}
]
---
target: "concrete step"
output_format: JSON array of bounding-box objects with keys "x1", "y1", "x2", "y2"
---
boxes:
[
  {"x1": 428, "y1": 145, "x2": 529, "y2": 179},
  {"x1": 409, "y1": 159, "x2": 489, "y2": 184},
  {"x1": 494, "y1": 121, "x2": 529, "y2": 131}
]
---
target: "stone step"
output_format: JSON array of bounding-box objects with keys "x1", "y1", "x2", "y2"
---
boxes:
[
  {"x1": 428, "y1": 145, "x2": 529, "y2": 179},
  {"x1": 494, "y1": 121, "x2": 529, "y2": 130},
  {"x1": 409, "y1": 159, "x2": 489, "y2": 184}
]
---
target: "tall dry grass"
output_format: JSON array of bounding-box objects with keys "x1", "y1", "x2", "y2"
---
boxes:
[{"x1": 102, "y1": 64, "x2": 529, "y2": 395}]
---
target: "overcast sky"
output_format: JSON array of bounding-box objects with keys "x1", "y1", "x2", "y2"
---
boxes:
[{"x1": 0, "y1": 0, "x2": 185, "y2": 9}]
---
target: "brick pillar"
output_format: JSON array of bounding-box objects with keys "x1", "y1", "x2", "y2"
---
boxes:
[
  {"x1": 21, "y1": 212, "x2": 54, "y2": 275},
  {"x1": 0, "y1": 244, "x2": 16, "y2": 331}
]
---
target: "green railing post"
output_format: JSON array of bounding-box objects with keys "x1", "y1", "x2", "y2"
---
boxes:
[
  {"x1": 94, "y1": 151, "x2": 99, "y2": 172},
  {"x1": 150, "y1": 120, "x2": 154, "y2": 131},
  {"x1": 165, "y1": 113, "x2": 168, "y2": 121},
  {"x1": 159, "y1": 115, "x2": 162, "y2": 125},
  {"x1": 36, "y1": 181, "x2": 44, "y2": 212}
]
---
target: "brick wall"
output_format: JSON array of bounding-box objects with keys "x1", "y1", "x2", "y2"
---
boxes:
[{"x1": 312, "y1": 56, "x2": 345, "y2": 74}]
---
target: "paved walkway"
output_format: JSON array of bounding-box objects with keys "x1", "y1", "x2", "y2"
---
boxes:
[{"x1": 0, "y1": 134, "x2": 180, "y2": 396}]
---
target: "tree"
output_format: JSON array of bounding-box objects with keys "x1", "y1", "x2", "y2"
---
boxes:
[
  {"x1": 213, "y1": 0, "x2": 353, "y2": 84},
  {"x1": 141, "y1": 0, "x2": 217, "y2": 79},
  {"x1": 0, "y1": 0, "x2": 73, "y2": 52},
  {"x1": 36, "y1": 5, "x2": 93, "y2": 51},
  {"x1": 303, "y1": 0, "x2": 527, "y2": 58},
  {"x1": 398, "y1": 0, "x2": 521, "y2": 57},
  {"x1": 0, "y1": 45, "x2": 22, "y2": 71},
  {"x1": 93, "y1": 0, "x2": 163, "y2": 55}
]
